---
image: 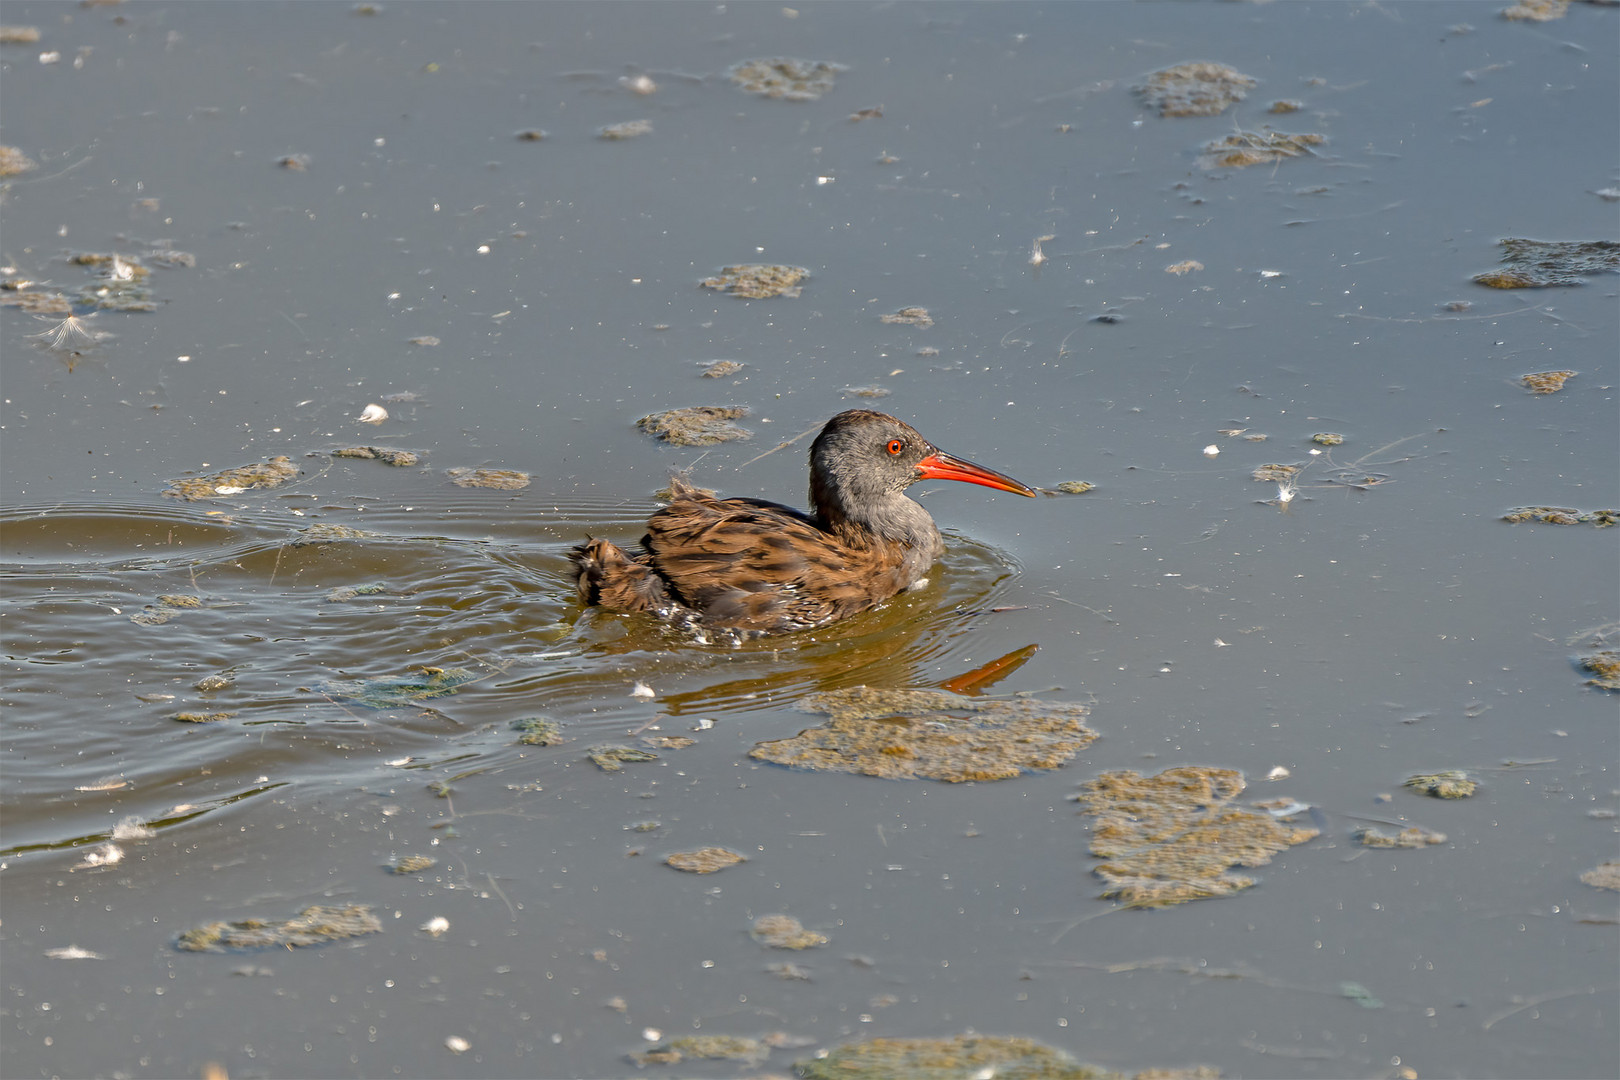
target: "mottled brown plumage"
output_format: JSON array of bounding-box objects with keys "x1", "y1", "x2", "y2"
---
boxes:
[{"x1": 570, "y1": 410, "x2": 1036, "y2": 635}]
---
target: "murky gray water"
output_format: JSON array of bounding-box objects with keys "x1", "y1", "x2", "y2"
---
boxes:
[{"x1": 3, "y1": 3, "x2": 1616, "y2": 1078}]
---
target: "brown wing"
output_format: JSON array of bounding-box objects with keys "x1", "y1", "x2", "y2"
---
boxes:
[{"x1": 643, "y1": 488, "x2": 914, "y2": 633}]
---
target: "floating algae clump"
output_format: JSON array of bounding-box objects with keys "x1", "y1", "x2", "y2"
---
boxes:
[
  {"x1": 1474, "y1": 238, "x2": 1620, "y2": 288},
  {"x1": 1137, "y1": 62, "x2": 1255, "y2": 117},
  {"x1": 588, "y1": 745, "x2": 657, "y2": 771},
  {"x1": 1575, "y1": 650, "x2": 1620, "y2": 691},
  {"x1": 1251, "y1": 463, "x2": 1301, "y2": 483},
  {"x1": 631, "y1": 1034, "x2": 770, "y2": 1069},
  {"x1": 880, "y1": 306, "x2": 934, "y2": 327},
  {"x1": 318, "y1": 667, "x2": 477, "y2": 709},
  {"x1": 1054, "y1": 481, "x2": 1095, "y2": 495},
  {"x1": 637, "y1": 405, "x2": 753, "y2": 445},
  {"x1": 1521, "y1": 369, "x2": 1577, "y2": 394},
  {"x1": 1354, "y1": 824, "x2": 1447, "y2": 848},
  {"x1": 1199, "y1": 129, "x2": 1324, "y2": 169},
  {"x1": 333, "y1": 446, "x2": 420, "y2": 466},
  {"x1": 1073, "y1": 766, "x2": 1319, "y2": 908},
  {"x1": 665, "y1": 847, "x2": 747, "y2": 873},
  {"x1": 1502, "y1": 506, "x2": 1617, "y2": 527},
  {"x1": 750, "y1": 913, "x2": 827, "y2": 950},
  {"x1": 1581, "y1": 860, "x2": 1620, "y2": 891},
  {"x1": 1311, "y1": 432, "x2": 1345, "y2": 446},
  {"x1": 729, "y1": 57, "x2": 846, "y2": 101},
  {"x1": 598, "y1": 118, "x2": 652, "y2": 140},
  {"x1": 446, "y1": 467, "x2": 529, "y2": 489},
  {"x1": 172, "y1": 711, "x2": 233, "y2": 724},
  {"x1": 701, "y1": 263, "x2": 808, "y2": 299},
  {"x1": 176, "y1": 903, "x2": 381, "y2": 952},
  {"x1": 797, "y1": 1034, "x2": 1118, "y2": 1080},
  {"x1": 750, "y1": 687, "x2": 1096, "y2": 783},
  {"x1": 1404, "y1": 770, "x2": 1476, "y2": 798},
  {"x1": 164, "y1": 457, "x2": 298, "y2": 500},
  {"x1": 389, "y1": 855, "x2": 437, "y2": 874},
  {"x1": 512, "y1": 717, "x2": 564, "y2": 745}
]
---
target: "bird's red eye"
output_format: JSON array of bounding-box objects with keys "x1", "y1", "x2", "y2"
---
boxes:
[{"x1": 886, "y1": 439, "x2": 905, "y2": 456}]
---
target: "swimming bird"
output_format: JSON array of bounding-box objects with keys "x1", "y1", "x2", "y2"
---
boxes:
[{"x1": 570, "y1": 409, "x2": 1036, "y2": 635}]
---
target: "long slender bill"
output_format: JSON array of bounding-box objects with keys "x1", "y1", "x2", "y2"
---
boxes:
[{"x1": 915, "y1": 450, "x2": 1037, "y2": 497}]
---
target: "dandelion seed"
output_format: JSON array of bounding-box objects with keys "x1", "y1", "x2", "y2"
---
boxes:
[
  {"x1": 630, "y1": 681, "x2": 655, "y2": 699},
  {"x1": 1030, "y1": 234, "x2": 1055, "y2": 267},
  {"x1": 1203, "y1": 444, "x2": 1220, "y2": 458},
  {"x1": 445, "y1": 1035, "x2": 470, "y2": 1054},
  {"x1": 422, "y1": 916, "x2": 450, "y2": 936},
  {"x1": 29, "y1": 313, "x2": 110, "y2": 351},
  {"x1": 356, "y1": 403, "x2": 388, "y2": 424},
  {"x1": 1276, "y1": 484, "x2": 1295, "y2": 506}
]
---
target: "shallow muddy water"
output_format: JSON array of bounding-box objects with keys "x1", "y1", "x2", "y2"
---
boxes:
[{"x1": 2, "y1": 3, "x2": 1616, "y2": 1078}]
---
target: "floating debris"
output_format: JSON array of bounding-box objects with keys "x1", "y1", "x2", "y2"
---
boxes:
[
  {"x1": 642, "y1": 734, "x2": 693, "y2": 749},
  {"x1": 850, "y1": 105, "x2": 883, "y2": 121},
  {"x1": 767, "y1": 960, "x2": 812, "y2": 980},
  {"x1": 1522, "y1": 369, "x2": 1577, "y2": 394},
  {"x1": 445, "y1": 467, "x2": 530, "y2": 489},
  {"x1": 1199, "y1": 129, "x2": 1325, "y2": 169},
  {"x1": 333, "y1": 446, "x2": 419, "y2": 466},
  {"x1": 3, "y1": 289, "x2": 74, "y2": 316},
  {"x1": 176, "y1": 903, "x2": 381, "y2": 952},
  {"x1": 172, "y1": 711, "x2": 233, "y2": 724},
  {"x1": 1502, "y1": 506, "x2": 1617, "y2": 527},
  {"x1": 665, "y1": 847, "x2": 747, "y2": 873},
  {"x1": 637, "y1": 405, "x2": 753, "y2": 445},
  {"x1": 1575, "y1": 650, "x2": 1620, "y2": 691},
  {"x1": 45, "y1": 946, "x2": 102, "y2": 960},
  {"x1": 1353, "y1": 824, "x2": 1447, "y2": 848},
  {"x1": 701, "y1": 359, "x2": 744, "y2": 377},
  {"x1": 797, "y1": 1034, "x2": 1113, "y2": 1080},
  {"x1": 512, "y1": 716, "x2": 564, "y2": 745},
  {"x1": 751, "y1": 913, "x2": 827, "y2": 950},
  {"x1": 318, "y1": 667, "x2": 478, "y2": 709},
  {"x1": 277, "y1": 153, "x2": 312, "y2": 171},
  {"x1": 1269, "y1": 100, "x2": 1303, "y2": 114},
  {"x1": 620, "y1": 74, "x2": 658, "y2": 96},
  {"x1": 0, "y1": 26, "x2": 42, "y2": 45},
  {"x1": 842, "y1": 385, "x2": 891, "y2": 399},
  {"x1": 69, "y1": 251, "x2": 160, "y2": 312},
  {"x1": 293, "y1": 523, "x2": 374, "y2": 545},
  {"x1": 1166, "y1": 259, "x2": 1204, "y2": 275},
  {"x1": 750, "y1": 687, "x2": 1096, "y2": 783},
  {"x1": 1311, "y1": 432, "x2": 1345, "y2": 446},
  {"x1": 164, "y1": 457, "x2": 298, "y2": 500},
  {"x1": 1580, "y1": 860, "x2": 1620, "y2": 890},
  {"x1": 729, "y1": 57, "x2": 846, "y2": 101},
  {"x1": 587, "y1": 745, "x2": 658, "y2": 771},
  {"x1": 514, "y1": 128, "x2": 547, "y2": 142},
  {"x1": 1340, "y1": 981, "x2": 1385, "y2": 1009},
  {"x1": 631, "y1": 1034, "x2": 770, "y2": 1070},
  {"x1": 1404, "y1": 770, "x2": 1477, "y2": 799},
  {"x1": 146, "y1": 249, "x2": 197, "y2": 269},
  {"x1": 1474, "y1": 239, "x2": 1620, "y2": 288},
  {"x1": 129, "y1": 592, "x2": 206, "y2": 626},
  {"x1": 598, "y1": 118, "x2": 652, "y2": 140},
  {"x1": 0, "y1": 144, "x2": 38, "y2": 176},
  {"x1": 389, "y1": 855, "x2": 437, "y2": 874},
  {"x1": 1137, "y1": 61, "x2": 1256, "y2": 117},
  {"x1": 27, "y1": 312, "x2": 112, "y2": 349},
  {"x1": 408, "y1": 335, "x2": 441, "y2": 346},
  {"x1": 1073, "y1": 766, "x2": 1319, "y2": 908},
  {"x1": 880, "y1": 306, "x2": 933, "y2": 328},
  {"x1": 1503, "y1": 0, "x2": 1571, "y2": 20},
  {"x1": 701, "y1": 263, "x2": 808, "y2": 299},
  {"x1": 1251, "y1": 463, "x2": 1302, "y2": 484},
  {"x1": 1053, "y1": 481, "x2": 1094, "y2": 495}
]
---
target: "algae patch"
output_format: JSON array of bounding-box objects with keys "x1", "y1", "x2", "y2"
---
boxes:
[
  {"x1": 1137, "y1": 62, "x2": 1256, "y2": 117},
  {"x1": 797, "y1": 1033, "x2": 1123, "y2": 1080},
  {"x1": 630, "y1": 1034, "x2": 770, "y2": 1069},
  {"x1": 750, "y1": 687, "x2": 1096, "y2": 783},
  {"x1": 1502, "y1": 506, "x2": 1617, "y2": 527},
  {"x1": 446, "y1": 467, "x2": 530, "y2": 490},
  {"x1": 512, "y1": 717, "x2": 564, "y2": 745},
  {"x1": 665, "y1": 847, "x2": 747, "y2": 873},
  {"x1": 389, "y1": 855, "x2": 437, "y2": 874},
  {"x1": 1474, "y1": 238, "x2": 1620, "y2": 289},
  {"x1": 750, "y1": 913, "x2": 827, "y2": 950},
  {"x1": 700, "y1": 263, "x2": 808, "y2": 299},
  {"x1": 1580, "y1": 860, "x2": 1620, "y2": 891},
  {"x1": 880, "y1": 306, "x2": 934, "y2": 328},
  {"x1": 1199, "y1": 130, "x2": 1325, "y2": 169},
  {"x1": 1574, "y1": 650, "x2": 1620, "y2": 691},
  {"x1": 176, "y1": 903, "x2": 381, "y2": 952},
  {"x1": 728, "y1": 57, "x2": 846, "y2": 102},
  {"x1": 164, "y1": 457, "x2": 299, "y2": 500},
  {"x1": 587, "y1": 745, "x2": 657, "y2": 771},
  {"x1": 333, "y1": 446, "x2": 420, "y2": 466},
  {"x1": 1073, "y1": 767, "x2": 1319, "y2": 908},
  {"x1": 1521, "y1": 370, "x2": 1577, "y2": 394},
  {"x1": 317, "y1": 667, "x2": 478, "y2": 709},
  {"x1": 637, "y1": 405, "x2": 753, "y2": 445},
  {"x1": 1353, "y1": 824, "x2": 1447, "y2": 848},
  {"x1": 1403, "y1": 770, "x2": 1477, "y2": 799}
]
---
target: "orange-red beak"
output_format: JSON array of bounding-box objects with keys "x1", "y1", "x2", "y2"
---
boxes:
[{"x1": 915, "y1": 450, "x2": 1037, "y2": 497}]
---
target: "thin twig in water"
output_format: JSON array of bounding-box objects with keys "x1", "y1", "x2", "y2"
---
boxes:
[{"x1": 738, "y1": 421, "x2": 819, "y2": 468}]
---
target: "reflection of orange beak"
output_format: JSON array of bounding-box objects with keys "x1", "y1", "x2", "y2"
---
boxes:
[{"x1": 915, "y1": 450, "x2": 1038, "y2": 497}]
